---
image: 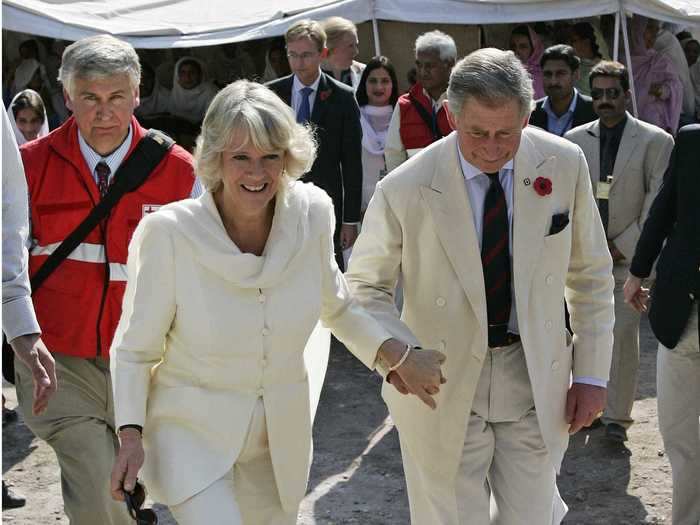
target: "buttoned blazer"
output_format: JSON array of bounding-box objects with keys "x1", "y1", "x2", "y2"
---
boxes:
[
  {"x1": 267, "y1": 73, "x2": 363, "y2": 224},
  {"x1": 529, "y1": 92, "x2": 597, "y2": 133},
  {"x1": 110, "y1": 183, "x2": 391, "y2": 510},
  {"x1": 565, "y1": 114, "x2": 674, "y2": 260},
  {"x1": 346, "y1": 128, "x2": 614, "y2": 518}
]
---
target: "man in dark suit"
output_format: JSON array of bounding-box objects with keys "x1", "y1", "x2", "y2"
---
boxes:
[
  {"x1": 267, "y1": 19, "x2": 362, "y2": 270},
  {"x1": 529, "y1": 44, "x2": 596, "y2": 137},
  {"x1": 624, "y1": 124, "x2": 699, "y2": 525}
]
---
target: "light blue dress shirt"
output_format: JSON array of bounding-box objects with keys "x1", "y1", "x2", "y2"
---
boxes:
[{"x1": 542, "y1": 89, "x2": 579, "y2": 137}]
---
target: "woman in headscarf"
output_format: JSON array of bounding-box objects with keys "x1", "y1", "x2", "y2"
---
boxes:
[
  {"x1": 510, "y1": 25, "x2": 545, "y2": 99},
  {"x1": 168, "y1": 56, "x2": 218, "y2": 125},
  {"x1": 261, "y1": 39, "x2": 291, "y2": 83},
  {"x1": 628, "y1": 15, "x2": 683, "y2": 134},
  {"x1": 570, "y1": 22, "x2": 609, "y2": 96},
  {"x1": 9, "y1": 89, "x2": 49, "y2": 145},
  {"x1": 135, "y1": 63, "x2": 170, "y2": 121},
  {"x1": 11, "y1": 58, "x2": 68, "y2": 129}
]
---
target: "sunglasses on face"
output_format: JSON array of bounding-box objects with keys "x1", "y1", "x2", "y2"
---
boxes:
[
  {"x1": 124, "y1": 481, "x2": 158, "y2": 525},
  {"x1": 591, "y1": 87, "x2": 622, "y2": 100}
]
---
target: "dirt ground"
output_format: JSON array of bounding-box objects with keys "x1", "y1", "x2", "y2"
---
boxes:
[{"x1": 2, "y1": 315, "x2": 673, "y2": 524}]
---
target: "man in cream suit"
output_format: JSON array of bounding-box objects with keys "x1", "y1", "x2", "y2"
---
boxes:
[
  {"x1": 566, "y1": 61, "x2": 674, "y2": 443},
  {"x1": 346, "y1": 48, "x2": 615, "y2": 524}
]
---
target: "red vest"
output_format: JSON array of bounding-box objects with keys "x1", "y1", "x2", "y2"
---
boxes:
[
  {"x1": 398, "y1": 83, "x2": 452, "y2": 150},
  {"x1": 22, "y1": 117, "x2": 195, "y2": 359}
]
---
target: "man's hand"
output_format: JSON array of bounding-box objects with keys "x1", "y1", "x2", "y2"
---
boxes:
[
  {"x1": 565, "y1": 383, "x2": 607, "y2": 434},
  {"x1": 9, "y1": 333, "x2": 57, "y2": 415},
  {"x1": 110, "y1": 429, "x2": 145, "y2": 501},
  {"x1": 378, "y1": 339, "x2": 446, "y2": 410},
  {"x1": 339, "y1": 224, "x2": 359, "y2": 250},
  {"x1": 607, "y1": 241, "x2": 626, "y2": 263},
  {"x1": 623, "y1": 274, "x2": 649, "y2": 313}
]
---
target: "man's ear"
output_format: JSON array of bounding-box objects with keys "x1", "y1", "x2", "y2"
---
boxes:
[
  {"x1": 63, "y1": 88, "x2": 73, "y2": 112},
  {"x1": 444, "y1": 100, "x2": 457, "y2": 129},
  {"x1": 521, "y1": 111, "x2": 530, "y2": 129},
  {"x1": 320, "y1": 47, "x2": 329, "y2": 59}
]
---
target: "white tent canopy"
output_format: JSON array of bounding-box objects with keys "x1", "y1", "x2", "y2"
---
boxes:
[{"x1": 3, "y1": 0, "x2": 700, "y2": 49}]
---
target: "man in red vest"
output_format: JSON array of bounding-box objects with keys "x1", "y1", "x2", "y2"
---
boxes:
[
  {"x1": 16, "y1": 35, "x2": 199, "y2": 524},
  {"x1": 385, "y1": 30, "x2": 457, "y2": 172}
]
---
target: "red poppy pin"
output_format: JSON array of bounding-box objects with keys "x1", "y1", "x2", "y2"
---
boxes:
[
  {"x1": 319, "y1": 89, "x2": 332, "y2": 101},
  {"x1": 533, "y1": 176, "x2": 552, "y2": 196}
]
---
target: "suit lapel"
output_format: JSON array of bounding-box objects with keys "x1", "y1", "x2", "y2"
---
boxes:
[
  {"x1": 278, "y1": 75, "x2": 293, "y2": 107},
  {"x1": 512, "y1": 131, "x2": 555, "y2": 315},
  {"x1": 310, "y1": 72, "x2": 330, "y2": 125},
  {"x1": 611, "y1": 115, "x2": 639, "y2": 189},
  {"x1": 419, "y1": 135, "x2": 487, "y2": 338}
]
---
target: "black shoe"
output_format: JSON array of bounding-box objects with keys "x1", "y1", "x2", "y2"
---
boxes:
[
  {"x1": 2, "y1": 407, "x2": 18, "y2": 424},
  {"x1": 2, "y1": 481, "x2": 26, "y2": 509},
  {"x1": 605, "y1": 423, "x2": 628, "y2": 442}
]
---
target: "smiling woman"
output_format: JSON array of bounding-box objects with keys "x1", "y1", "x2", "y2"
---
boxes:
[{"x1": 109, "y1": 79, "x2": 446, "y2": 525}]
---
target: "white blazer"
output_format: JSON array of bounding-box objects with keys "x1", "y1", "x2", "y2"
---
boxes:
[
  {"x1": 346, "y1": 128, "x2": 615, "y2": 521},
  {"x1": 110, "y1": 182, "x2": 392, "y2": 510}
]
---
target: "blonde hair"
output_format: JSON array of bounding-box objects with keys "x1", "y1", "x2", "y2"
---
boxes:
[
  {"x1": 194, "y1": 80, "x2": 317, "y2": 193},
  {"x1": 285, "y1": 19, "x2": 326, "y2": 51},
  {"x1": 322, "y1": 17, "x2": 358, "y2": 50}
]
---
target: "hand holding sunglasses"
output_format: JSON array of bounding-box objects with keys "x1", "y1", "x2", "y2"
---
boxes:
[{"x1": 124, "y1": 481, "x2": 158, "y2": 525}]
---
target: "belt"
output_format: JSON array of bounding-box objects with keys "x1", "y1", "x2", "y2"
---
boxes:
[{"x1": 488, "y1": 332, "x2": 521, "y2": 349}]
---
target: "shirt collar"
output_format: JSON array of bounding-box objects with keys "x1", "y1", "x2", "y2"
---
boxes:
[
  {"x1": 542, "y1": 88, "x2": 579, "y2": 118},
  {"x1": 457, "y1": 142, "x2": 514, "y2": 181},
  {"x1": 293, "y1": 72, "x2": 322, "y2": 94},
  {"x1": 78, "y1": 124, "x2": 133, "y2": 176}
]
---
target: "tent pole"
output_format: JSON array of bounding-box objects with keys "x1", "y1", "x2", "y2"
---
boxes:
[
  {"x1": 620, "y1": 10, "x2": 638, "y2": 117},
  {"x1": 613, "y1": 10, "x2": 620, "y2": 61},
  {"x1": 372, "y1": 17, "x2": 381, "y2": 56}
]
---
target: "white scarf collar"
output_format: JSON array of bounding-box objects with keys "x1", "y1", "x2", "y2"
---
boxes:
[{"x1": 359, "y1": 104, "x2": 393, "y2": 156}]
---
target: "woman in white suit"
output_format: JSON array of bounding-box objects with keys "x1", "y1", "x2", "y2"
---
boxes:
[{"x1": 109, "y1": 80, "x2": 445, "y2": 524}]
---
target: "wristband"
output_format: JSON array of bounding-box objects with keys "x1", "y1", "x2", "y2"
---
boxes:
[
  {"x1": 119, "y1": 424, "x2": 143, "y2": 436},
  {"x1": 389, "y1": 344, "x2": 412, "y2": 372}
]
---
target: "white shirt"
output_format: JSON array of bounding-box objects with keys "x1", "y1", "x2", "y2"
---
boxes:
[
  {"x1": 291, "y1": 73, "x2": 322, "y2": 118},
  {"x1": 456, "y1": 143, "x2": 604, "y2": 387}
]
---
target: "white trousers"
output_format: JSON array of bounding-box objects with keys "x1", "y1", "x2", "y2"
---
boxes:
[
  {"x1": 402, "y1": 342, "x2": 567, "y2": 525},
  {"x1": 169, "y1": 399, "x2": 297, "y2": 525},
  {"x1": 657, "y1": 303, "x2": 700, "y2": 525},
  {"x1": 602, "y1": 264, "x2": 642, "y2": 428}
]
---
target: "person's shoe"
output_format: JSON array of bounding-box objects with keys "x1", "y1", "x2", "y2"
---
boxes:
[
  {"x1": 2, "y1": 481, "x2": 26, "y2": 509},
  {"x1": 2, "y1": 407, "x2": 18, "y2": 424},
  {"x1": 586, "y1": 417, "x2": 604, "y2": 429},
  {"x1": 605, "y1": 422, "x2": 628, "y2": 442}
]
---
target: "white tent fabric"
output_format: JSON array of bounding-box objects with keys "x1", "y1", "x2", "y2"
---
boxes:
[{"x1": 3, "y1": 0, "x2": 700, "y2": 48}]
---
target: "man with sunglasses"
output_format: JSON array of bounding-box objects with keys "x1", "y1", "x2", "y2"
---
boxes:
[{"x1": 566, "y1": 61, "x2": 674, "y2": 443}]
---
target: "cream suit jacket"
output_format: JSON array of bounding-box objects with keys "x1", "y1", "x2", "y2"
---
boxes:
[
  {"x1": 346, "y1": 128, "x2": 614, "y2": 495},
  {"x1": 565, "y1": 113, "x2": 674, "y2": 260},
  {"x1": 110, "y1": 183, "x2": 392, "y2": 510}
]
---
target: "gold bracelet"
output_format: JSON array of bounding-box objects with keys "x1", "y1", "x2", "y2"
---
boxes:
[{"x1": 389, "y1": 344, "x2": 412, "y2": 372}]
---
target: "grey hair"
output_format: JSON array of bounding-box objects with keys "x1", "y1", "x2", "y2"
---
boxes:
[
  {"x1": 59, "y1": 35, "x2": 140, "y2": 96},
  {"x1": 447, "y1": 48, "x2": 535, "y2": 120},
  {"x1": 194, "y1": 80, "x2": 317, "y2": 193},
  {"x1": 415, "y1": 30, "x2": 457, "y2": 62}
]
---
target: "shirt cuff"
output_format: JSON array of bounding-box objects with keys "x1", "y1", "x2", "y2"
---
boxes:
[
  {"x1": 2, "y1": 296, "x2": 41, "y2": 342},
  {"x1": 573, "y1": 376, "x2": 607, "y2": 388}
]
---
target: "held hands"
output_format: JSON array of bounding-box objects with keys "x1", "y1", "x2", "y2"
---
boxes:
[
  {"x1": 623, "y1": 275, "x2": 649, "y2": 313},
  {"x1": 565, "y1": 383, "x2": 607, "y2": 434},
  {"x1": 10, "y1": 333, "x2": 57, "y2": 415},
  {"x1": 377, "y1": 339, "x2": 446, "y2": 410},
  {"x1": 110, "y1": 429, "x2": 145, "y2": 501}
]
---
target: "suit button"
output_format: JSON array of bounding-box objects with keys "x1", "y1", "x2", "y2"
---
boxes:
[
  {"x1": 436, "y1": 297, "x2": 446, "y2": 307},
  {"x1": 546, "y1": 275, "x2": 554, "y2": 285},
  {"x1": 551, "y1": 361, "x2": 560, "y2": 371},
  {"x1": 545, "y1": 320, "x2": 553, "y2": 329},
  {"x1": 257, "y1": 388, "x2": 264, "y2": 396},
  {"x1": 258, "y1": 294, "x2": 266, "y2": 304},
  {"x1": 262, "y1": 327, "x2": 271, "y2": 336}
]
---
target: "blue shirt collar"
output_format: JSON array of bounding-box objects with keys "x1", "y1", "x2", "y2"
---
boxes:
[
  {"x1": 78, "y1": 124, "x2": 133, "y2": 177},
  {"x1": 542, "y1": 88, "x2": 578, "y2": 119}
]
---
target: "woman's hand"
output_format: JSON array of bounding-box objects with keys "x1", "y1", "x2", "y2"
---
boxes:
[
  {"x1": 378, "y1": 339, "x2": 446, "y2": 410},
  {"x1": 110, "y1": 428, "x2": 145, "y2": 501},
  {"x1": 623, "y1": 274, "x2": 649, "y2": 313}
]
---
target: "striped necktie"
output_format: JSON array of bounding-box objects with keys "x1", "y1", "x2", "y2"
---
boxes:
[
  {"x1": 481, "y1": 172, "x2": 512, "y2": 347},
  {"x1": 95, "y1": 161, "x2": 111, "y2": 198}
]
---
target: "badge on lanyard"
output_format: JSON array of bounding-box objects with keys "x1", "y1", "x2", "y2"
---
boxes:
[{"x1": 597, "y1": 175, "x2": 613, "y2": 200}]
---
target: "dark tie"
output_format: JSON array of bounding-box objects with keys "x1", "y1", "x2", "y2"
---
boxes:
[
  {"x1": 296, "y1": 87, "x2": 313, "y2": 123},
  {"x1": 95, "y1": 161, "x2": 111, "y2": 198},
  {"x1": 481, "y1": 172, "x2": 512, "y2": 347}
]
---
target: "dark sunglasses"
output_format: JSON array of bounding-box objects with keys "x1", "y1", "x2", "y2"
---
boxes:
[
  {"x1": 124, "y1": 481, "x2": 158, "y2": 525},
  {"x1": 591, "y1": 87, "x2": 622, "y2": 100}
]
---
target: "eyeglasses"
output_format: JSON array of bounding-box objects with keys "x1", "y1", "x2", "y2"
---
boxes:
[
  {"x1": 286, "y1": 51, "x2": 319, "y2": 62},
  {"x1": 591, "y1": 87, "x2": 622, "y2": 100},
  {"x1": 124, "y1": 481, "x2": 158, "y2": 525}
]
